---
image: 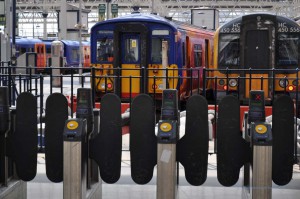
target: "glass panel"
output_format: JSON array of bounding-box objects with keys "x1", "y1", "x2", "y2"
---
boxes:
[
  {"x1": 97, "y1": 38, "x2": 114, "y2": 62},
  {"x1": 152, "y1": 30, "x2": 169, "y2": 35},
  {"x1": 218, "y1": 34, "x2": 240, "y2": 68},
  {"x1": 124, "y1": 38, "x2": 139, "y2": 62},
  {"x1": 194, "y1": 44, "x2": 202, "y2": 67},
  {"x1": 151, "y1": 38, "x2": 162, "y2": 63},
  {"x1": 71, "y1": 48, "x2": 79, "y2": 61},
  {"x1": 277, "y1": 33, "x2": 299, "y2": 66}
]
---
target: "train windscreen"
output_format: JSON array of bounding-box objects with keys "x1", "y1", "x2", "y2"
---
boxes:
[
  {"x1": 151, "y1": 38, "x2": 170, "y2": 64},
  {"x1": 151, "y1": 38, "x2": 163, "y2": 63},
  {"x1": 218, "y1": 34, "x2": 240, "y2": 69},
  {"x1": 97, "y1": 38, "x2": 114, "y2": 62},
  {"x1": 277, "y1": 33, "x2": 299, "y2": 67}
]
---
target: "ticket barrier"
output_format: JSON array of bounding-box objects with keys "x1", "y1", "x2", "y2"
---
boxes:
[
  {"x1": 242, "y1": 91, "x2": 272, "y2": 199},
  {"x1": 63, "y1": 118, "x2": 87, "y2": 199},
  {"x1": 0, "y1": 86, "x2": 11, "y2": 188},
  {"x1": 0, "y1": 88, "x2": 101, "y2": 199},
  {"x1": 249, "y1": 122, "x2": 272, "y2": 198},
  {"x1": 0, "y1": 87, "x2": 27, "y2": 199},
  {"x1": 129, "y1": 90, "x2": 209, "y2": 198},
  {"x1": 75, "y1": 88, "x2": 100, "y2": 189},
  {"x1": 217, "y1": 91, "x2": 294, "y2": 199},
  {"x1": 157, "y1": 89, "x2": 179, "y2": 199},
  {"x1": 62, "y1": 88, "x2": 101, "y2": 199}
]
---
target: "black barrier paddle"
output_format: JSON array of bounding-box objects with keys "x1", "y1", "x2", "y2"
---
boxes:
[
  {"x1": 177, "y1": 95, "x2": 208, "y2": 186},
  {"x1": 217, "y1": 95, "x2": 250, "y2": 186},
  {"x1": 13, "y1": 92, "x2": 37, "y2": 181},
  {"x1": 272, "y1": 95, "x2": 294, "y2": 185},
  {"x1": 45, "y1": 93, "x2": 68, "y2": 183},
  {"x1": 0, "y1": 87, "x2": 9, "y2": 135},
  {"x1": 130, "y1": 94, "x2": 157, "y2": 184},
  {"x1": 89, "y1": 93, "x2": 122, "y2": 184}
]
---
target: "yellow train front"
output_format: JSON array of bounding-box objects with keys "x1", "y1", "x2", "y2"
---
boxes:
[
  {"x1": 90, "y1": 12, "x2": 214, "y2": 103},
  {"x1": 212, "y1": 13, "x2": 300, "y2": 103}
]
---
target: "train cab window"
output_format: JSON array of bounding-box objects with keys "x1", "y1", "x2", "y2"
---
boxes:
[
  {"x1": 71, "y1": 48, "x2": 79, "y2": 61},
  {"x1": 277, "y1": 33, "x2": 299, "y2": 67},
  {"x1": 151, "y1": 38, "x2": 162, "y2": 63},
  {"x1": 124, "y1": 38, "x2": 139, "y2": 63},
  {"x1": 194, "y1": 44, "x2": 202, "y2": 67},
  {"x1": 151, "y1": 38, "x2": 170, "y2": 63},
  {"x1": 218, "y1": 34, "x2": 240, "y2": 68},
  {"x1": 19, "y1": 47, "x2": 27, "y2": 55},
  {"x1": 97, "y1": 38, "x2": 114, "y2": 62}
]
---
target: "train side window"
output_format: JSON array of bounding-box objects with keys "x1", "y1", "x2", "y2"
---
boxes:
[
  {"x1": 97, "y1": 38, "x2": 114, "y2": 62},
  {"x1": 194, "y1": 44, "x2": 202, "y2": 67},
  {"x1": 218, "y1": 34, "x2": 240, "y2": 68},
  {"x1": 277, "y1": 33, "x2": 298, "y2": 66}
]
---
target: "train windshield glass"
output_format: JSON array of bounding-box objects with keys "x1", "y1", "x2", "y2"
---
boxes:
[
  {"x1": 218, "y1": 34, "x2": 240, "y2": 69},
  {"x1": 151, "y1": 38, "x2": 170, "y2": 63},
  {"x1": 71, "y1": 48, "x2": 79, "y2": 61},
  {"x1": 277, "y1": 33, "x2": 299, "y2": 67},
  {"x1": 97, "y1": 38, "x2": 114, "y2": 62},
  {"x1": 151, "y1": 38, "x2": 164, "y2": 63}
]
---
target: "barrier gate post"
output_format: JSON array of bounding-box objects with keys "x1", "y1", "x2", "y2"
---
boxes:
[
  {"x1": 251, "y1": 122, "x2": 272, "y2": 199},
  {"x1": 63, "y1": 118, "x2": 87, "y2": 199},
  {"x1": 248, "y1": 90, "x2": 272, "y2": 199},
  {"x1": 157, "y1": 89, "x2": 179, "y2": 199}
]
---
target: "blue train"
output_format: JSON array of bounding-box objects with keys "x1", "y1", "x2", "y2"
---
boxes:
[
  {"x1": 90, "y1": 12, "x2": 214, "y2": 100},
  {"x1": 14, "y1": 38, "x2": 90, "y2": 71}
]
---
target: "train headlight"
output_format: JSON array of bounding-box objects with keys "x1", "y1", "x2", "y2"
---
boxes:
[
  {"x1": 228, "y1": 79, "x2": 238, "y2": 87},
  {"x1": 279, "y1": 79, "x2": 289, "y2": 88},
  {"x1": 288, "y1": 85, "x2": 294, "y2": 91},
  {"x1": 219, "y1": 79, "x2": 225, "y2": 85}
]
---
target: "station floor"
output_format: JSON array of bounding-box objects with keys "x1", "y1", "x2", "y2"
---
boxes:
[{"x1": 28, "y1": 135, "x2": 300, "y2": 199}]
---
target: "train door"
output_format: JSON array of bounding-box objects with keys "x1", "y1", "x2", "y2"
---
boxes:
[
  {"x1": 240, "y1": 15, "x2": 275, "y2": 99},
  {"x1": 185, "y1": 36, "x2": 191, "y2": 96},
  {"x1": 205, "y1": 39, "x2": 209, "y2": 67},
  {"x1": 120, "y1": 34, "x2": 140, "y2": 98},
  {"x1": 35, "y1": 43, "x2": 46, "y2": 69},
  {"x1": 113, "y1": 24, "x2": 148, "y2": 99}
]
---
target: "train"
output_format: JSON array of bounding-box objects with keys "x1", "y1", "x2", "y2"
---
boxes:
[
  {"x1": 14, "y1": 37, "x2": 91, "y2": 72},
  {"x1": 212, "y1": 13, "x2": 300, "y2": 103},
  {"x1": 90, "y1": 12, "x2": 214, "y2": 102}
]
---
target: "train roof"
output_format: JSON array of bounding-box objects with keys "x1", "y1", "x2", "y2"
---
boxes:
[
  {"x1": 91, "y1": 13, "x2": 213, "y2": 34},
  {"x1": 218, "y1": 13, "x2": 299, "y2": 32},
  {"x1": 61, "y1": 40, "x2": 80, "y2": 46},
  {"x1": 15, "y1": 37, "x2": 43, "y2": 46}
]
